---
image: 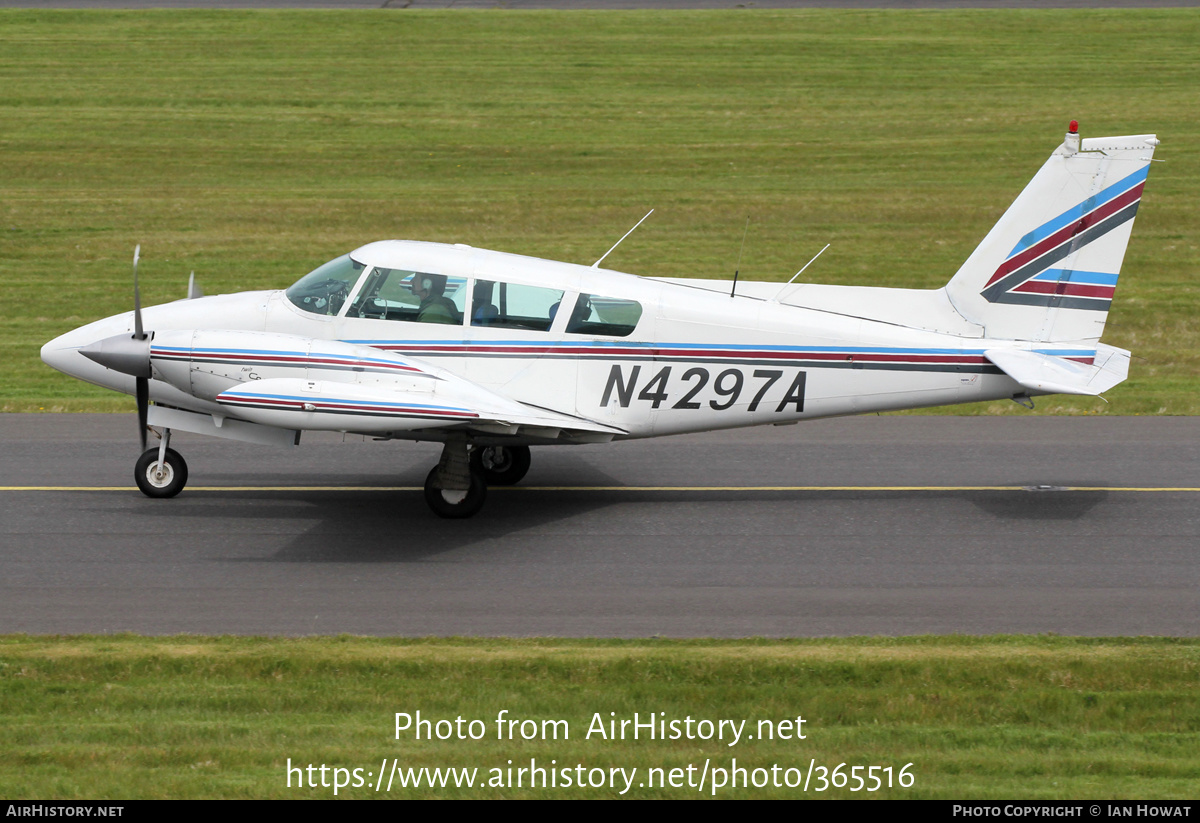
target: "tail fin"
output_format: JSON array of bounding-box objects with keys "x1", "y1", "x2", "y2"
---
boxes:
[{"x1": 945, "y1": 124, "x2": 1158, "y2": 342}]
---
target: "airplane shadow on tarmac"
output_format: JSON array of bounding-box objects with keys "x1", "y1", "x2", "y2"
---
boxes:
[
  {"x1": 120, "y1": 483, "x2": 1111, "y2": 564},
  {"x1": 967, "y1": 487, "x2": 1109, "y2": 520}
]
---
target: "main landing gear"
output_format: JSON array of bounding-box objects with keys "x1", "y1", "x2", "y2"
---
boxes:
[
  {"x1": 131, "y1": 426, "x2": 528, "y2": 519},
  {"x1": 423, "y1": 440, "x2": 532, "y2": 518},
  {"x1": 423, "y1": 465, "x2": 487, "y2": 519},
  {"x1": 134, "y1": 428, "x2": 188, "y2": 498},
  {"x1": 423, "y1": 433, "x2": 486, "y2": 518},
  {"x1": 470, "y1": 445, "x2": 531, "y2": 486}
]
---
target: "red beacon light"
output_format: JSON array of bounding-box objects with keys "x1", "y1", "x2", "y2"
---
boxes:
[{"x1": 1068, "y1": 120, "x2": 1079, "y2": 134}]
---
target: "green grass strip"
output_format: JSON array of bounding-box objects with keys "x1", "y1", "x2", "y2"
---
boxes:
[{"x1": 2, "y1": 635, "x2": 1198, "y2": 798}]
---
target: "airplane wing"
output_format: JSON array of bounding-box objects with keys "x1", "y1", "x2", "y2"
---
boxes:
[
  {"x1": 214, "y1": 377, "x2": 626, "y2": 443},
  {"x1": 121, "y1": 328, "x2": 623, "y2": 444},
  {"x1": 984, "y1": 343, "x2": 1130, "y2": 397}
]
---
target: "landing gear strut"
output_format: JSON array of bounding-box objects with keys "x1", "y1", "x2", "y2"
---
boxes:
[
  {"x1": 423, "y1": 434, "x2": 487, "y2": 518},
  {"x1": 134, "y1": 428, "x2": 188, "y2": 498}
]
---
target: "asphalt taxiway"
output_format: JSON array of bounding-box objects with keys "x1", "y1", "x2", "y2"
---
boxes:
[
  {"x1": 2, "y1": 414, "x2": 1197, "y2": 636},
  {"x1": 3, "y1": 2, "x2": 1198, "y2": 8}
]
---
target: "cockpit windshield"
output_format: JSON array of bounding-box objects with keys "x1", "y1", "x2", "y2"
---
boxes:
[{"x1": 285, "y1": 254, "x2": 366, "y2": 316}]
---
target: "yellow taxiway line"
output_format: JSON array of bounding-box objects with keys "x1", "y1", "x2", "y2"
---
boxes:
[{"x1": 2, "y1": 485, "x2": 1199, "y2": 493}]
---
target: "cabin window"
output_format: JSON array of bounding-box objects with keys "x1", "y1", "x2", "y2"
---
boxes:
[
  {"x1": 565, "y1": 293, "x2": 643, "y2": 337},
  {"x1": 471, "y1": 280, "x2": 565, "y2": 332},
  {"x1": 285, "y1": 254, "x2": 366, "y2": 316},
  {"x1": 346, "y1": 269, "x2": 466, "y2": 325}
]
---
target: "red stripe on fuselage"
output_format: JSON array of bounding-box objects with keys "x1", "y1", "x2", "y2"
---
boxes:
[{"x1": 374, "y1": 344, "x2": 992, "y2": 364}]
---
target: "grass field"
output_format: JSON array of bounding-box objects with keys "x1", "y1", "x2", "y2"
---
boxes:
[
  {"x1": 1, "y1": 10, "x2": 1197, "y2": 413},
  {"x1": 2, "y1": 635, "x2": 1199, "y2": 799}
]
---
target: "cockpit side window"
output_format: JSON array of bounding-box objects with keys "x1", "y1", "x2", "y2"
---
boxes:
[
  {"x1": 471, "y1": 281, "x2": 564, "y2": 332},
  {"x1": 285, "y1": 254, "x2": 366, "y2": 316},
  {"x1": 346, "y1": 269, "x2": 466, "y2": 325},
  {"x1": 565, "y1": 293, "x2": 643, "y2": 337}
]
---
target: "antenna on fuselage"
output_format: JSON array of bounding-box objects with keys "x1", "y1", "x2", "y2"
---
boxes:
[
  {"x1": 769, "y1": 243, "x2": 831, "y2": 304},
  {"x1": 593, "y1": 209, "x2": 654, "y2": 268},
  {"x1": 730, "y1": 216, "x2": 750, "y2": 298}
]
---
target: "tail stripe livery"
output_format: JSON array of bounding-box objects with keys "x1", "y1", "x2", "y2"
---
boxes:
[
  {"x1": 944, "y1": 129, "x2": 1156, "y2": 341},
  {"x1": 1005, "y1": 164, "x2": 1148, "y2": 258},
  {"x1": 979, "y1": 165, "x2": 1147, "y2": 311}
]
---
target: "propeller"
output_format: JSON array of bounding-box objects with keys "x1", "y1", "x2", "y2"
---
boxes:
[
  {"x1": 133, "y1": 244, "x2": 143, "y2": 339},
  {"x1": 80, "y1": 245, "x2": 153, "y2": 451},
  {"x1": 133, "y1": 246, "x2": 148, "y2": 450}
]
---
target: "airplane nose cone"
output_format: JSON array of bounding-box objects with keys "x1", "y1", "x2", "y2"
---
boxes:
[
  {"x1": 78, "y1": 334, "x2": 152, "y2": 378},
  {"x1": 40, "y1": 330, "x2": 104, "y2": 378},
  {"x1": 40, "y1": 335, "x2": 75, "y2": 374},
  {"x1": 41, "y1": 314, "x2": 141, "y2": 389}
]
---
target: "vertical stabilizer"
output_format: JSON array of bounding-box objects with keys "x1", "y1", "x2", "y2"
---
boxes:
[{"x1": 944, "y1": 124, "x2": 1157, "y2": 342}]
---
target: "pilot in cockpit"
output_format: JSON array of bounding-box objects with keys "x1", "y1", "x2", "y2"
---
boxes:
[{"x1": 412, "y1": 274, "x2": 459, "y2": 324}]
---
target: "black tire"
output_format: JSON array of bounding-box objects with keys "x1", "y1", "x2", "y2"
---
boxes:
[
  {"x1": 423, "y1": 466, "x2": 487, "y2": 519},
  {"x1": 470, "y1": 445, "x2": 531, "y2": 486},
  {"x1": 134, "y1": 447, "x2": 188, "y2": 499}
]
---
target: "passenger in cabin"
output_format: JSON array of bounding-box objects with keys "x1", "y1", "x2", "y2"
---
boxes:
[
  {"x1": 569, "y1": 298, "x2": 592, "y2": 329},
  {"x1": 413, "y1": 274, "x2": 459, "y2": 324},
  {"x1": 472, "y1": 281, "x2": 499, "y2": 325}
]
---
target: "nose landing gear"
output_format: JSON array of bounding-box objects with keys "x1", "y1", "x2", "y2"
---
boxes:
[{"x1": 134, "y1": 429, "x2": 188, "y2": 498}]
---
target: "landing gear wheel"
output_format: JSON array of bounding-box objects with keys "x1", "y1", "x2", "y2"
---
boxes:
[
  {"x1": 423, "y1": 466, "x2": 487, "y2": 519},
  {"x1": 470, "y1": 445, "x2": 531, "y2": 486},
  {"x1": 134, "y1": 447, "x2": 188, "y2": 498}
]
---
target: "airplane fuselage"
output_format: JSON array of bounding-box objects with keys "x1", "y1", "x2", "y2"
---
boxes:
[
  {"x1": 40, "y1": 127, "x2": 1154, "y2": 516},
  {"x1": 45, "y1": 241, "x2": 1065, "y2": 444}
]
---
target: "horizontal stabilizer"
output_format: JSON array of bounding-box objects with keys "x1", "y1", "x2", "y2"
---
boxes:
[{"x1": 984, "y1": 345, "x2": 1130, "y2": 396}]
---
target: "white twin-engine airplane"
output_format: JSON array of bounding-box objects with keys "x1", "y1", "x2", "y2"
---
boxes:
[{"x1": 42, "y1": 123, "x2": 1158, "y2": 517}]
